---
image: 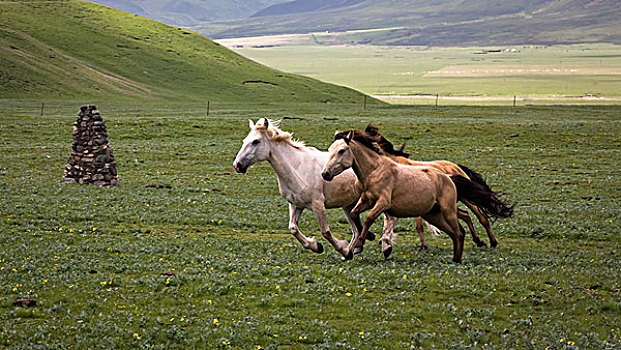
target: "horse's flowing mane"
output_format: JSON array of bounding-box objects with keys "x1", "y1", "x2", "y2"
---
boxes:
[
  {"x1": 334, "y1": 129, "x2": 383, "y2": 155},
  {"x1": 364, "y1": 124, "x2": 410, "y2": 158},
  {"x1": 255, "y1": 118, "x2": 305, "y2": 149}
]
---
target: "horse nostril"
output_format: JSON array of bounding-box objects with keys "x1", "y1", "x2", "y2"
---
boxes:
[
  {"x1": 234, "y1": 162, "x2": 246, "y2": 174},
  {"x1": 322, "y1": 171, "x2": 333, "y2": 181}
]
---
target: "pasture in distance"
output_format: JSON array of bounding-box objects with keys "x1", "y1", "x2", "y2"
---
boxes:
[
  {"x1": 0, "y1": 100, "x2": 620, "y2": 349},
  {"x1": 218, "y1": 40, "x2": 621, "y2": 105}
]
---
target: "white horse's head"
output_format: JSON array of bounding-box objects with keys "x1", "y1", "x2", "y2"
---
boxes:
[
  {"x1": 233, "y1": 118, "x2": 273, "y2": 173},
  {"x1": 322, "y1": 130, "x2": 354, "y2": 181}
]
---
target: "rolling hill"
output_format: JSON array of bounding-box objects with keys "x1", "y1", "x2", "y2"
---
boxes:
[
  {"x1": 197, "y1": 0, "x2": 621, "y2": 46},
  {"x1": 0, "y1": 0, "x2": 374, "y2": 103},
  {"x1": 88, "y1": 0, "x2": 289, "y2": 25}
]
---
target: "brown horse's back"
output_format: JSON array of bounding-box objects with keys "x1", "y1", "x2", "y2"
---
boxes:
[
  {"x1": 388, "y1": 155, "x2": 468, "y2": 178},
  {"x1": 386, "y1": 165, "x2": 454, "y2": 218}
]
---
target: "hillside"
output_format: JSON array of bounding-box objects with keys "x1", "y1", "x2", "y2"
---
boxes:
[
  {"x1": 88, "y1": 0, "x2": 289, "y2": 25},
  {"x1": 0, "y1": 0, "x2": 374, "y2": 103},
  {"x1": 197, "y1": 0, "x2": 621, "y2": 46}
]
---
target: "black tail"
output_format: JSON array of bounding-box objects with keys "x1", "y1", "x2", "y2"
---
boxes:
[
  {"x1": 450, "y1": 174, "x2": 514, "y2": 221},
  {"x1": 457, "y1": 164, "x2": 492, "y2": 192}
]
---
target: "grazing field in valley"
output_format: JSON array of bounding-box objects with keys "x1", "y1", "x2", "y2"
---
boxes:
[
  {"x1": 218, "y1": 42, "x2": 621, "y2": 104},
  {"x1": 0, "y1": 100, "x2": 620, "y2": 349}
]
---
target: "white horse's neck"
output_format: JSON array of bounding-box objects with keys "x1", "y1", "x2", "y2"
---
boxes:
[{"x1": 267, "y1": 141, "x2": 317, "y2": 190}]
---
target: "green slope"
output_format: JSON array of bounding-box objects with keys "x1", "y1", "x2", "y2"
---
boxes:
[
  {"x1": 0, "y1": 0, "x2": 374, "y2": 104},
  {"x1": 197, "y1": 0, "x2": 621, "y2": 46}
]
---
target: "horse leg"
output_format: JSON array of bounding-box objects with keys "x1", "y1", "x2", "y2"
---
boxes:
[
  {"x1": 288, "y1": 204, "x2": 323, "y2": 253},
  {"x1": 379, "y1": 214, "x2": 389, "y2": 244},
  {"x1": 422, "y1": 211, "x2": 465, "y2": 263},
  {"x1": 343, "y1": 203, "x2": 374, "y2": 246},
  {"x1": 458, "y1": 208, "x2": 486, "y2": 248},
  {"x1": 345, "y1": 197, "x2": 375, "y2": 259},
  {"x1": 464, "y1": 201, "x2": 498, "y2": 248},
  {"x1": 415, "y1": 216, "x2": 427, "y2": 250},
  {"x1": 342, "y1": 204, "x2": 367, "y2": 256},
  {"x1": 356, "y1": 200, "x2": 388, "y2": 248},
  {"x1": 312, "y1": 201, "x2": 350, "y2": 258},
  {"x1": 381, "y1": 214, "x2": 398, "y2": 258}
]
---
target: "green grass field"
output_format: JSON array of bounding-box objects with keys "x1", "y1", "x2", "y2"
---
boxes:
[
  {"x1": 220, "y1": 42, "x2": 621, "y2": 104},
  {"x1": 1, "y1": 100, "x2": 620, "y2": 349}
]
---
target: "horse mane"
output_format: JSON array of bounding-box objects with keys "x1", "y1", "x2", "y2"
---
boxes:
[
  {"x1": 364, "y1": 124, "x2": 410, "y2": 158},
  {"x1": 334, "y1": 129, "x2": 383, "y2": 155},
  {"x1": 255, "y1": 118, "x2": 305, "y2": 149}
]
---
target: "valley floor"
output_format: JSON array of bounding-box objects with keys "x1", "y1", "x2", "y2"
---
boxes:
[{"x1": 217, "y1": 41, "x2": 621, "y2": 105}]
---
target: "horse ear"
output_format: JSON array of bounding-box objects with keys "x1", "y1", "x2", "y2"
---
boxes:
[
  {"x1": 254, "y1": 118, "x2": 266, "y2": 130},
  {"x1": 365, "y1": 123, "x2": 379, "y2": 135},
  {"x1": 399, "y1": 142, "x2": 407, "y2": 152},
  {"x1": 334, "y1": 129, "x2": 340, "y2": 136},
  {"x1": 264, "y1": 118, "x2": 269, "y2": 128},
  {"x1": 342, "y1": 130, "x2": 353, "y2": 144}
]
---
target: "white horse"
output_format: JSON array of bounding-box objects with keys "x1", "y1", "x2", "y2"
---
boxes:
[{"x1": 233, "y1": 118, "x2": 373, "y2": 259}]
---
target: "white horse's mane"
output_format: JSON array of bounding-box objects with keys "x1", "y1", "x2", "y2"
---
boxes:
[{"x1": 255, "y1": 118, "x2": 306, "y2": 149}]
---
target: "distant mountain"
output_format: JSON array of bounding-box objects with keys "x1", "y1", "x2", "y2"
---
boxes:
[
  {"x1": 0, "y1": 1, "x2": 374, "y2": 104},
  {"x1": 197, "y1": 0, "x2": 621, "y2": 46},
  {"x1": 251, "y1": 0, "x2": 365, "y2": 18},
  {"x1": 88, "y1": 0, "x2": 290, "y2": 25}
]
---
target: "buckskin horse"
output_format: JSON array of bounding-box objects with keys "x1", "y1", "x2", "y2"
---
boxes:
[
  {"x1": 364, "y1": 124, "x2": 506, "y2": 251},
  {"x1": 322, "y1": 129, "x2": 513, "y2": 262}
]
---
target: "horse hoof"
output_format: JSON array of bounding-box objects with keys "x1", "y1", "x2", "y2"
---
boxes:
[
  {"x1": 366, "y1": 232, "x2": 376, "y2": 241},
  {"x1": 383, "y1": 246, "x2": 392, "y2": 259},
  {"x1": 353, "y1": 246, "x2": 363, "y2": 255},
  {"x1": 477, "y1": 241, "x2": 487, "y2": 248},
  {"x1": 316, "y1": 243, "x2": 324, "y2": 254},
  {"x1": 490, "y1": 241, "x2": 498, "y2": 249},
  {"x1": 344, "y1": 250, "x2": 354, "y2": 261}
]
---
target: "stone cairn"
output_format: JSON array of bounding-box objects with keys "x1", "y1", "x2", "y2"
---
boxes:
[{"x1": 62, "y1": 105, "x2": 118, "y2": 186}]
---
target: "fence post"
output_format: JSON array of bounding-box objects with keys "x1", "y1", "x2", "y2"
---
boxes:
[
  {"x1": 363, "y1": 95, "x2": 367, "y2": 110},
  {"x1": 513, "y1": 95, "x2": 516, "y2": 107},
  {"x1": 40, "y1": 103, "x2": 45, "y2": 116},
  {"x1": 435, "y1": 94, "x2": 439, "y2": 107},
  {"x1": 207, "y1": 100, "x2": 210, "y2": 116}
]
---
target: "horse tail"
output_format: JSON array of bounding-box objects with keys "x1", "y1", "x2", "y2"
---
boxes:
[
  {"x1": 425, "y1": 222, "x2": 442, "y2": 236},
  {"x1": 449, "y1": 174, "x2": 514, "y2": 221},
  {"x1": 457, "y1": 164, "x2": 492, "y2": 192}
]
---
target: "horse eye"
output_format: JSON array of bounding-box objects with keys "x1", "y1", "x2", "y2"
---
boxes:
[
  {"x1": 252, "y1": 139, "x2": 260, "y2": 145},
  {"x1": 338, "y1": 149, "x2": 346, "y2": 155}
]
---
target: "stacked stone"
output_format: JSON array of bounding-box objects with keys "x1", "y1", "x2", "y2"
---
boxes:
[{"x1": 62, "y1": 105, "x2": 118, "y2": 186}]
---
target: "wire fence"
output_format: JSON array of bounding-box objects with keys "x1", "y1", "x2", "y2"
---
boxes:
[{"x1": 372, "y1": 94, "x2": 621, "y2": 106}]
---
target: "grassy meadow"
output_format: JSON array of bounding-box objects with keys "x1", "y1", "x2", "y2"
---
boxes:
[
  {"x1": 218, "y1": 42, "x2": 621, "y2": 104},
  {"x1": 0, "y1": 100, "x2": 620, "y2": 349}
]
